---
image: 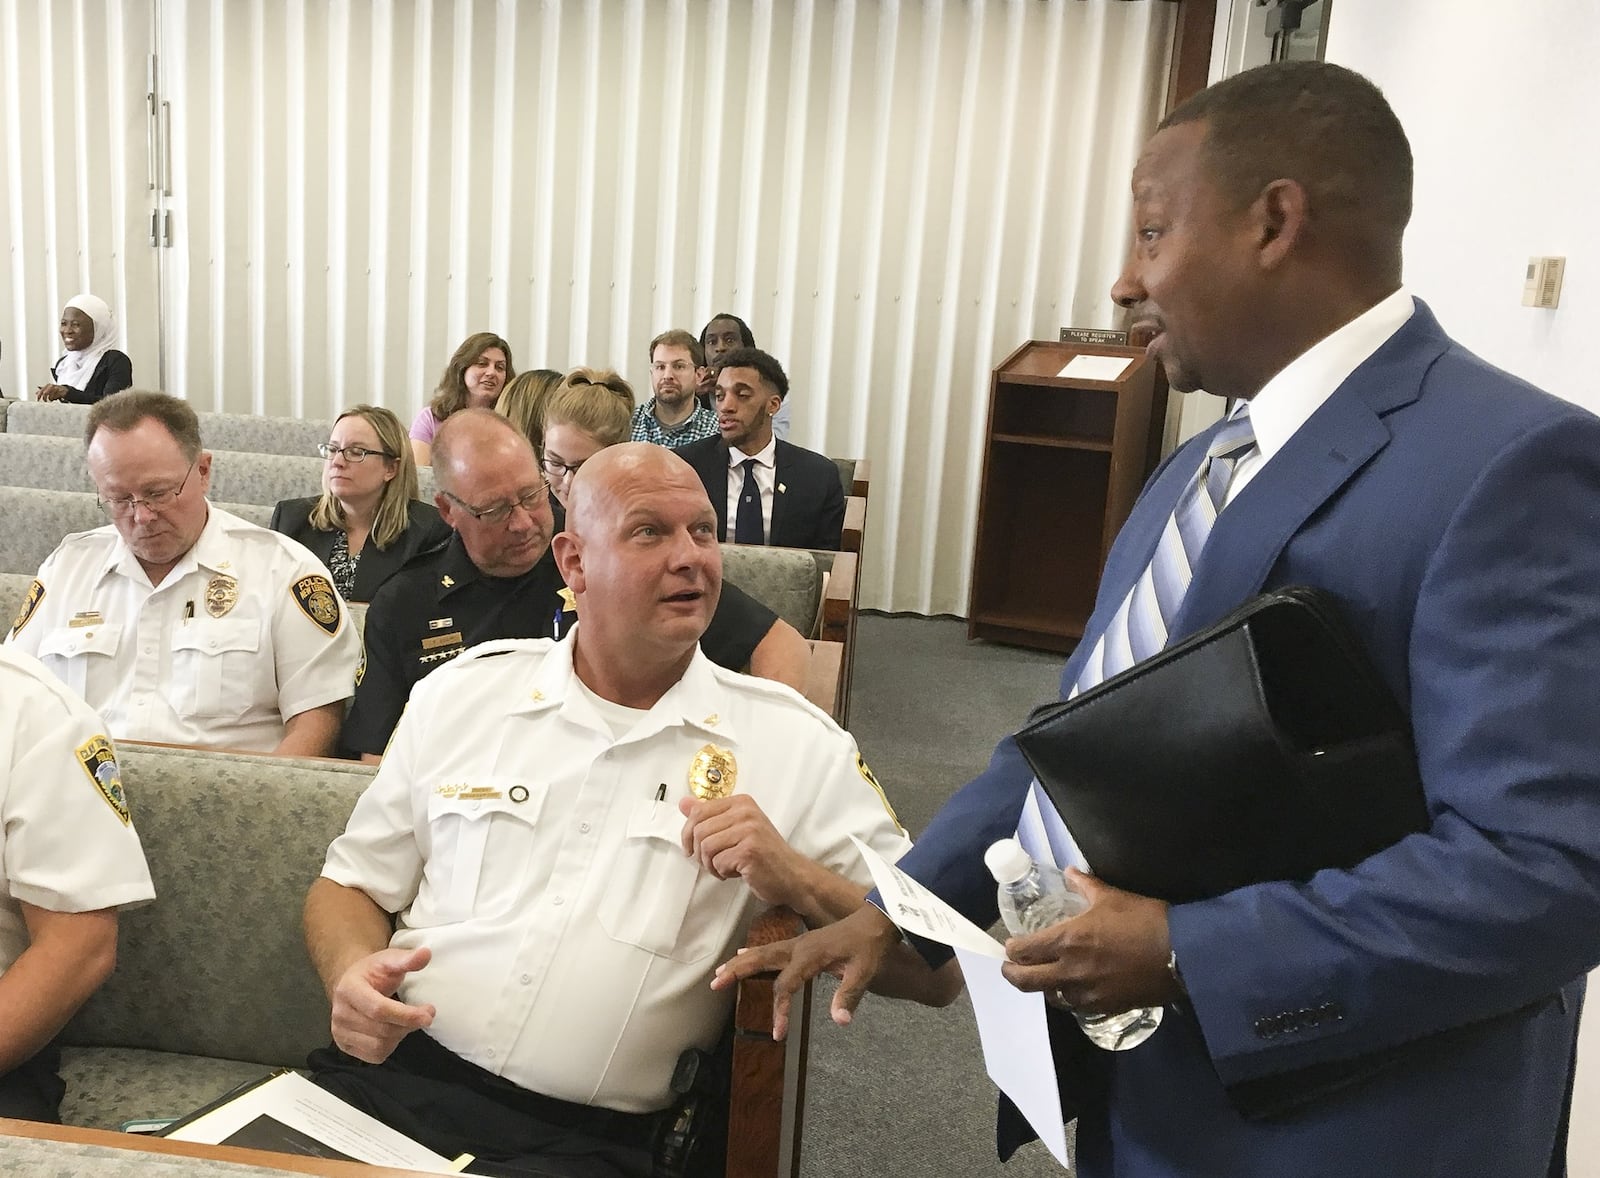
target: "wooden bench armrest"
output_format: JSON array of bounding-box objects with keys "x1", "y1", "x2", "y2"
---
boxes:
[
  {"x1": 817, "y1": 550, "x2": 857, "y2": 727},
  {"x1": 729, "y1": 907, "x2": 812, "y2": 1178},
  {"x1": 818, "y1": 551, "x2": 855, "y2": 646},
  {"x1": 849, "y1": 458, "x2": 871, "y2": 500},
  {"x1": 802, "y1": 641, "x2": 845, "y2": 724},
  {"x1": 840, "y1": 496, "x2": 866, "y2": 555}
]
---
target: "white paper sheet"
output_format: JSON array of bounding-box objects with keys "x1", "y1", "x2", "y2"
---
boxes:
[
  {"x1": 850, "y1": 836, "x2": 1071, "y2": 1167},
  {"x1": 955, "y1": 948, "x2": 1072, "y2": 1168},
  {"x1": 852, "y1": 835, "x2": 1004, "y2": 958},
  {"x1": 165, "y1": 1071, "x2": 465, "y2": 1172},
  {"x1": 1057, "y1": 354, "x2": 1132, "y2": 382}
]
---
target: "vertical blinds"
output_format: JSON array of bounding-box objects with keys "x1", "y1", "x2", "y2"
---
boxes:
[{"x1": 0, "y1": 0, "x2": 1173, "y2": 614}]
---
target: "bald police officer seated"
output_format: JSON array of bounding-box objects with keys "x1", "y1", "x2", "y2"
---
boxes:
[
  {"x1": 304, "y1": 443, "x2": 957, "y2": 1177},
  {"x1": 7, "y1": 391, "x2": 359, "y2": 757},
  {"x1": 341, "y1": 410, "x2": 810, "y2": 762},
  {"x1": 0, "y1": 645, "x2": 154, "y2": 1121}
]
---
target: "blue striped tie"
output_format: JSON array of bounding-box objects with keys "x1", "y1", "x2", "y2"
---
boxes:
[{"x1": 1071, "y1": 409, "x2": 1256, "y2": 695}]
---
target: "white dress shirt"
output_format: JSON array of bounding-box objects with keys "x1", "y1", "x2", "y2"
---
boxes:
[
  {"x1": 7, "y1": 505, "x2": 360, "y2": 752},
  {"x1": 724, "y1": 437, "x2": 777, "y2": 543},
  {"x1": 322, "y1": 628, "x2": 911, "y2": 1112},
  {"x1": 1226, "y1": 287, "x2": 1415, "y2": 505}
]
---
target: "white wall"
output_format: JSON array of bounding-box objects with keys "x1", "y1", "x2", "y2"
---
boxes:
[
  {"x1": 1327, "y1": 1, "x2": 1599, "y2": 412},
  {"x1": 1326, "y1": 5, "x2": 1600, "y2": 1173}
]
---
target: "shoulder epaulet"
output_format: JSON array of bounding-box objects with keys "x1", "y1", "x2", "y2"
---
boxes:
[
  {"x1": 54, "y1": 523, "x2": 117, "y2": 550},
  {"x1": 705, "y1": 661, "x2": 843, "y2": 732},
  {"x1": 219, "y1": 511, "x2": 318, "y2": 557},
  {"x1": 405, "y1": 534, "x2": 453, "y2": 567},
  {"x1": 443, "y1": 637, "x2": 555, "y2": 666}
]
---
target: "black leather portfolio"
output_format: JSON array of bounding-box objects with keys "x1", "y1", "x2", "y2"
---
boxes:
[{"x1": 1014, "y1": 586, "x2": 1428, "y2": 906}]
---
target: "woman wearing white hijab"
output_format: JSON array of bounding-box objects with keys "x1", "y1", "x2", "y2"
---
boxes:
[{"x1": 35, "y1": 294, "x2": 132, "y2": 404}]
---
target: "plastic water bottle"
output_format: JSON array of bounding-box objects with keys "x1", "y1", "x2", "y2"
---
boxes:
[{"x1": 985, "y1": 838, "x2": 1163, "y2": 1051}]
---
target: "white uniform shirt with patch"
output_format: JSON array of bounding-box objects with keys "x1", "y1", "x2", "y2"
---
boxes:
[
  {"x1": 322, "y1": 629, "x2": 911, "y2": 1113},
  {"x1": 0, "y1": 646, "x2": 155, "y2": 976},
  {"x1": 5, "y1": 505, "x2": 359, "y2": 753}
]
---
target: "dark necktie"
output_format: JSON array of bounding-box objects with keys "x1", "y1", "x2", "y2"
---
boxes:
[{"x1": 733, "y1": 458, "x2": 764, "y2": 544}]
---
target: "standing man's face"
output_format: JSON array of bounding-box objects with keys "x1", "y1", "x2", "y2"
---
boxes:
[
  {"x1": 1110, "y1": 120, "x2": 1261, "y2": 400},
  {"x1": 714, "y1": 366, "x2": 781, "y2": 453}
]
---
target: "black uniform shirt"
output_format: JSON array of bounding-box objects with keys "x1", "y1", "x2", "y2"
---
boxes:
[{"x1": 341, "y1": 533, "x2": 778, "y2": 756}]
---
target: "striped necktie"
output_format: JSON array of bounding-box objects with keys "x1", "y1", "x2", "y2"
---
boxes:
[{"x1": 1070, "y1": 408, "x2": 1256, "y2": 695}]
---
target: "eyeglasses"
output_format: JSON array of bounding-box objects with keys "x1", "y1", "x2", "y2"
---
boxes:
[
  {"x1": 318, "y1": 443, "x2": 396, "y2": 463},
  {"x1": 442, "y1": 482, "x2": 550, "y2": 526},
  {"x1": 540, "y1": 454, "x2": 584, "y2": 478},
  {"x1": 97, "y1": 460, "x2": 198, "y2": 517}
]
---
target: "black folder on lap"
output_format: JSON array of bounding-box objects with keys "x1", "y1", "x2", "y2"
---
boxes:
[{"x1": 1014, "y1": 586, "x2": 1428, "y2": 906}]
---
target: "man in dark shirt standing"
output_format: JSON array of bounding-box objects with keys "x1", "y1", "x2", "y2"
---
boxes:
[{"x1": 343, "y1": 410, "x2": 806, "y2": 760}]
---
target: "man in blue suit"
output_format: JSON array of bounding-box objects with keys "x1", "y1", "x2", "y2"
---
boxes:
[{"x1": 716, "y1": 61, "x2": 1600, "y2": 1176}]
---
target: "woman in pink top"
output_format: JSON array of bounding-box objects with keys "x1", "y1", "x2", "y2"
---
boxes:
[{"x1": 410, "y1": 331, "x2": 515, "y2": 465}]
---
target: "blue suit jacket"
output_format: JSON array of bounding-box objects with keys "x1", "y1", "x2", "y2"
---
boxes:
[{"x1": 900, "y1": 303, "x2": 1600, "y2": 1176}]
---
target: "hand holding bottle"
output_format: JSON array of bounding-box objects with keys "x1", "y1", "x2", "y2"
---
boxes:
[{"x1": 986, "y1": 839, "x2": 1165, "y2": 1051}]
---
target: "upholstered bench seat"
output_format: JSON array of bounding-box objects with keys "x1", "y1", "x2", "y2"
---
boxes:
[{"x1": 58, "y1": 1047, "x2": 269, "y2": 1131}]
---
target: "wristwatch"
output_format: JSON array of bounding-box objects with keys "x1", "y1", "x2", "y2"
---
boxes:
[{"x1": 1167, "y1": 949, "x2": 1188, "y2": 997}]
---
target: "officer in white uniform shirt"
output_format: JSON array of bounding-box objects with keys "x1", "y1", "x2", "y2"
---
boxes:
[
  {"x1": 303, "y1": 443, "x2": 958, "y2": 1178},
  {"x1": 6, "y1": 391, "x2": 358, "y2": 757},
  {"x1": 0, "y1": 645, "x2": 155, "y2": 1121}
]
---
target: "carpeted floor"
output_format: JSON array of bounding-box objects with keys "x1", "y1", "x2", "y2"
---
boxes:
[{"x1": 796, "y1": 612, "x2": 1074, "y2": 1177}]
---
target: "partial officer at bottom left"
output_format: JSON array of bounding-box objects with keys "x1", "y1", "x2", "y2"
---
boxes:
[{"x1": 0, "y1": 645, "x2": 155, "y2": 1122}]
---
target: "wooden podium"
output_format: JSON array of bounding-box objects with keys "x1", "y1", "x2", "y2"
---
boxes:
[{"x1": 967, "y1": 339, "x2": 1165, "y2": 653}]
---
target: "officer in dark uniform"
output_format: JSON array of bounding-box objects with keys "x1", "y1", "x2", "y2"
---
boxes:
[{"x1": 342, "y1": 410, "x2": 793, "y2": 760}]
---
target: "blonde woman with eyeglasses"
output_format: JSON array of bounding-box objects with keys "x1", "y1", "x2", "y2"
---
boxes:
[
  {"x1": 270, "y1": 406, "x2": 451, "y2": 602},
  {"x1": 536, "y1": 367, "x2": 637, "y2": 507}
]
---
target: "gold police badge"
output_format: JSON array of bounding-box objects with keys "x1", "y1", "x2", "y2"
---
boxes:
[
  {"x1": 9, "y1": 578, "x2": 44, "y2": 638},
  {"x1": 75, "y1": 735, "x2": 131, "y2": 825},
  {"x1": 292, "y1": 574, "x2": 342, "y2": 636},
  {"x1": 689, "y1": 744, "x2": 737, "y2": 800},
  {"x1": 205, "y1": 575, "x2": 239, "y2": 618}
]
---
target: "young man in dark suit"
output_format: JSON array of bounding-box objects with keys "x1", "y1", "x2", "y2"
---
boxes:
[{"x1": 678, "y1": 348, "x2": 844, "y2": 551}]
